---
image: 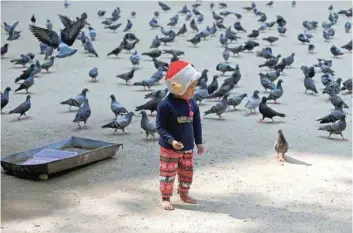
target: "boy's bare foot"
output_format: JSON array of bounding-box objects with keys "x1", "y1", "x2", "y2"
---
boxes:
[
  {"x1": 162, "y1": 199, "x2": 174, "y2": 210},
  {"x1": 180, "y1": 194, "x2": 197, "y2": 204}
]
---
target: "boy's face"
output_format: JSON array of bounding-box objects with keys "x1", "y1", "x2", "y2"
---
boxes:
[{"x1": 181, "y1": 81, "x2": 197, "y2": 100}]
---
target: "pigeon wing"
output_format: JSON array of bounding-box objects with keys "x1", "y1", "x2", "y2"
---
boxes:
[
  {"x1": 29, "y1": 25, "x2": 59, "y2": 48},
  {"x1": 58, "y1": 14, "x2": 73, "y2": 27}
]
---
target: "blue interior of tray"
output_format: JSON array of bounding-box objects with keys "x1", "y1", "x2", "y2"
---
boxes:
[{"x1": 1, "y1": 136, "x2": 116, "y2": 165}]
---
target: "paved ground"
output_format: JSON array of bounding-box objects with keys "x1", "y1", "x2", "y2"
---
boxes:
[{"x1": 1, "y1": 1, "x2": 352, "y2": 233}]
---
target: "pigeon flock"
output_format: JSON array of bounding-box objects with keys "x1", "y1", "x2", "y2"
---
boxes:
[{"x1": 1, "y1": 1, "x2": 352, "y2": 163}]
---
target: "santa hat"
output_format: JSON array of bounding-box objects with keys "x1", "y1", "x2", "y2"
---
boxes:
[{"x1": 165, "y1": 60, "x2": 201, "y2": 95}]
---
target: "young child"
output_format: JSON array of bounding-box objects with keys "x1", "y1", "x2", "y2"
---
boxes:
[{"x1": 156, "y1": 60, "x2": 205, "y2": 210}]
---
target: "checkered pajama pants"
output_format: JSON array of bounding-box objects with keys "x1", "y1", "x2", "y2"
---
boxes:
[{"x1": 159, "y1": 146, "x2": 193, "y2": 198}]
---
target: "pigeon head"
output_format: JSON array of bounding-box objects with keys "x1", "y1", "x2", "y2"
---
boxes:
[
  {"x1": 26, "y1": 95, "x2": 31, "y2": 100},
  {"x1": 4, "y1": 43, "x2": 8, "y2": 48},
  {"x1": 277, "y1": 129, "x2": 283, "y2": 135},
  {"x1": 213, "y1": 75, "x2": 219, "y2": 79},
  {"x1": 109, "y1": 94, "x2": 116, "y2": 100},
  {"x1": 4, "y1": 87, "x2": 11, "y2": 92},
  {"x1": 28, "y1": 53, "x2": 35, "y2": 60},
  {"x1": 241, "y1": 93, "x2": 248, "y2": 98},
  {"x1": 277, "y1": 79, "x2": 283, "y2": 84},
  {"x1": 253, "y1": 90, "x2": 260, "y2": 97},
  {"x1": 336, "y1": 78, "x2": 342, "y2": 84},
  {"x1": 139, "y1": 111, "x2": 147, "y2": 117},
  {"x1": 82, "y1": 88, "x2": 89, "y2": 94},
  {"x1": 261, "y1": 96, "x2": 267, "y2": 102},
  {"x1": 128, "y1": 111, "x2": 135, "y2": 116}
]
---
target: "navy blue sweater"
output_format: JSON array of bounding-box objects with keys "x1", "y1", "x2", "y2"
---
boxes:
[{"x1": 156, "y1": 94, "x2": 203, "y2": 151}]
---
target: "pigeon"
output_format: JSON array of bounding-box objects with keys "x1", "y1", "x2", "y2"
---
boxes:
[
  {"x1": 227, "y1": 93, "x2": 247, "y2": 110},
  {"x1": 1, "y1": 43, "x2": 9, "y2": 58},
  {"x1": 84, "y1": 40, "x2": 99, "y2": 57},
  {"x1": 301, "y1": 65, "x2": 315, "y2": 78},
  {"x1": 259, "y1": 55, "x2": 281, "y2": 69},
  {"x1": 345, "y1": 21, "x2": 351, "y2": 33},
  {"x1": 304, "y1": 76, "x2": 318, "y2": 94},
  {"x1": 1, "y1": 87, "x2": 11, "y2": 112},
  {"x1": 187, "y1": 34, "x2": 202, "y2": 47},
  {"x1": 73, "y1": 98, "x2": 91, "y2": 128},
  {"x1": 259, "y1": 97, "x2": 286, "y2": 122},
  {"x1": 233, "y1": 22, "x2": 246, "y2": 32},
  {"x1": 317, "y1": 102, "x2": 345, "y2": 124},
  {"x1": 267, "y1": 79, "x2": 283, "y2": 104},
  {"x1": 89, "y1": 67, "x2": 98, "y2": 82},
  {"x1": 133, "y1": 76, "x2": 158, "y2": 90},
  {"x1": 298, "y1": 33, "x2": 310, "y2": 43},
  {"x1": 7, "y1": 30, "x2": 21, "y2": 41},
  {"x1": 308, "y1": 44, "x2": 315, "y2": 53},
  {"x1": 149, "y1": 18, "x2": 160, "y2": 29},
  {"x1": 204, "y1": 93, "x2": 229, "y2": 119},
  {"x1": 222, "y1": 47, "x2": 230, "y2": 62},
  {"x1": 144, "y1": 88, "x2": 168, "y2": 99},
  {"x1": 265, "y1": 69, "x2": 281, "y2": 82},
  {"x1": 102, "y1": 112, "x2": 135, "y2": 133},
  {"x1": 283, "y1": 53, "x2": 295, "y2": 67},
  {"x1": 130, "y1": 50, "x2": 141, "y2": 67},
  {"x1": 219, "y1": 33, "x2": 228, "y2": 47},
  {"x1": 341, "y1": 40, "x2": 352, "y2": 52},
  {"x1": 9, "y1": 95, "x2": 31, "y2": 120},
  {"x1": 64, "y1": 0, "x2": 70, "y2": 8},
  {"x1": 15, "y1": 74, "x2": 34, "y2": 93},
  {"x1": 154, "y1": 11, "x2": 160, "y2": 18},
  {"x1": 292, "y1": 1, "x2": 296, "y2": 7},
  {"x1": 330, "y1": 45, "x2": 343, "y2": 57},
  {"x1": 135, "y1": 93, "x2": 163, "y2": 115},
  {"x1": 56, "y1": 42, "x2": 78, "y2": 58},
  {"x1": 216, "y1": 62, "x2": 235, "y2": 75},
  {"x1": 177, "y1": 23, "x2": 187, "y2": 36},
  {"x1": 88, "y1": 26, "x2": 96, "y2": 41},
  {"x1": 247, "y1": 30, "x2": 259, "y2": 39},
  {"x1": 274, "y1": 129, "x2": 288, "y2": 163},
  {"x1": 242, "y1": 40, "x2": 259, "y2": 52},
  {"x1": 197, "y1": 14, "x2": 204, "y2": 24},
  {"x1": 219, "y1": 2, "x2": 227, "y2": 8},
  {"x1": 318, "y1": 115, "x2": 347, "y2": 140},
  {"x1": 15, "y1": 64, "x2": 35, "y2": 83},
  {"x1": 142, "y1": 49, "x2": 162, "y2": 59},
  {"x1": 226, "y1": 45, "x2": 243, "y2": 56},
  {"x1": 116, "y1": 68, "x2": 136, "y2": 84},
  {"x1": 152, "y1": 58, "x2": 169, "y2": 71},
  {"x1": 190, "y1": 19, "x2": 199, "y2": 32},
  {"x1": 266, "y1": 1, "x2": 274, "y2": 6},
  {"x1": 131, "y1": 11, "x2": 136, "y2": 17},
  {"x1": 341, "y1": 78, "x2": 352, "y2": 93},
  {"x1": 31, "y1": 60, "x2": 41, "y2": 77},
  {"x1": 107, "y1": 45, "x2": 123, "y2": 57},
  {"x1": 2, "y1": 21, "x2": 19, "y2": 34},
  {"x1": 179, "y1": 5, "x2": 189, "y2": 14},
  {"x1": 192, "y1": 81, "x2": 209, "y2": 104},
  {"x1": 277, "y1": 26, "x2": 287, "y2": 35},
  {"x1": 258, "y1": 13, "x2": 267, "y2": 23},
  {"x1": 105, "y1": 23, "x2": 121, "y2": 32},
  {"x1": 110, "y1": 94, "x2": 128, "y2": 117},
  {"x1": 158, "y1": 1, "x2": 171, "y2": 11},
  {"x1": 44, "y1": 46, "x2": 53, "y2": 60},
  {"x1": 123, "y1": 20, "x2": 133, "y2": 32},
  {"x1": 259, "y1": 73, "x2": 275, "y2": 92},
  {"x1": 97, "y1": 10, "x2": 106, "y2": 17},
  {"x1": 323, "y1": 78, "x2": 342, "y2": 95},
  {"x1": 212, "y1": 11, "x2": 224, "y2": 21},
  {"x1": 60, "y1": 88, "x2": 89, "y2": 111},
  {"x1": 207, "y1": 75, "x2": 219, "y2": 95},
  {"x1": 140, "y1": 111, "x2": 157, "y2": 139},
  {"x1": 328, "y1": 92, "x2": 349, "y2": 109},
  {"x1": 263, "y1": 36, "x2": 279, "y2": 45},
  {"x1": 11, "y1": 53, "x2": 35, "y2": 67},
  {"x1": 257, "y1": 47, "x2": 274, "y2": 60},
  {"x1": 207, "y1": 83, "x2": 235, "y2": 100},
  {"x1": 150, "y1": 36, "x2": 161, "y2": 49},
  {"x1": 41, "y1": 56, "x2": 55, "y2": 72}
]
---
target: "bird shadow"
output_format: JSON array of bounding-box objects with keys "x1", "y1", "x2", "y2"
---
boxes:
[
  {"x1": 284, "y1": 155, "x2": 312, "y2": 166},
  {"x1": 88, "y1": 80, "x2": 99, "y2": 83},
  {"x1": 59, "y1": 109, "x2": 79, "y2": 113},
  {"x1": 258, "y1": 120, "x2": 285, "y2": 124},
  {"x1": 317, "y1": 135, "x2": 349, "y2": 142},
  {"x1": 227, "y1": 108, "x2": 245, "y2": 112},
  {"x1": 15, "y1": 92, "x2": 34, "y2": 95},
  {"x1": 103, "y1": 131, "x2": 131, "y2": 136},
  {"x1": 106, "y1": 56, "x2": 121, "y2": 59},
  {"x1": 132, "y1": 89, "x2": 153, "y2": 92},
  {"x1": 11, "y1": 66, "x2": 28, "y2": 69},
  {"x1": 203, "y1": 117, "x2": 227, "y2": 121},
  {"x1": 118, "y1": 83, "x2": 131, "y2": 86},
  {"x1": 8, "y1": 116, "x2": 32, "y2": 122}
]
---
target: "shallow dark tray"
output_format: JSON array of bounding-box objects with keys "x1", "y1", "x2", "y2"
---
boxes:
[{"x1": 1, "y1": 136, "x2": 123, "y2": 180}]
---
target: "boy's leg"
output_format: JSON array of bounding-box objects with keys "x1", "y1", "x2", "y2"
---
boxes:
[
  {"x1": 177, "y1": 152, "x2": 197, "y2": 204},
  {"x1": 159, "y1": 147, "x2": 179, "y2": 210}
]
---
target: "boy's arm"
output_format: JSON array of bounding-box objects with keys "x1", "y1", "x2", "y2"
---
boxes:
[
  {"x1": 193, "y1": 102, "x2": 203, "y2": 145},
  {"x1": 156, "y1": 102, "x2": 175, "y2": 144}
]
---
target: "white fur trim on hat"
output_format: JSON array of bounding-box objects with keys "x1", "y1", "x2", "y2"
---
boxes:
[{"x1": 165, "y1": 64, "x2": 201, "y2": 95}]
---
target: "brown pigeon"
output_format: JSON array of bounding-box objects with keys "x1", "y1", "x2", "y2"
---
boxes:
[{"x1": 274, "y1": 129, "x2": 288, "y2": 163}]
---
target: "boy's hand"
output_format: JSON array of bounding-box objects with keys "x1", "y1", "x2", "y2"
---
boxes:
[
  {"x1": 197, "y1": 144, "x2": 205, "y2": 155},
  {"x1": 172, "y1": 140, "x2": 184, "y2": 150}
]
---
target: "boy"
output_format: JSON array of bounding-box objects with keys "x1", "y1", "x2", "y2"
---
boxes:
[{"x1": 156, "y1": 60, "x2": 205, "y2": 210}]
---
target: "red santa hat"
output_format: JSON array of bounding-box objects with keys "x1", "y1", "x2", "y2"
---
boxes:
[{"x1": 165, "y1": 60, "x2": 201, "y2": 95}]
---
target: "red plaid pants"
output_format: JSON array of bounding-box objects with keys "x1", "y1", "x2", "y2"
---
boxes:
[{"x1": 159, "y1": 146, "x2": 193, "y2": 198}]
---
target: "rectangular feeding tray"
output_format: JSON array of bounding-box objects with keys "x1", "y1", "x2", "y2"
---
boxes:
[{"x1": 1, "y1": 136, "x2": 123, "y2": 180}]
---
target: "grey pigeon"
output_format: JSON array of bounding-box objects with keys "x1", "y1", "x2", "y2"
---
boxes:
[
  {"x1": 323, "y1": 78, "x2": 342, "y2": 95},
  {"x1": 266, "y1": 69, "x2": 281, "y2": 82},
  {"x1": 207, "y1": 75, "x2": 219, "y2": 95},
  {"x1": 226, "y1": 45, "x2": 243, "y2": 56},
  {"x1": 11, "y1": 53, "x2": 34, "y2": 67},
  {"x1": 140, "y1": 111, "x2": 157, "y2": 139},
  {"x1": 267, "y1": 79, "x2": 284, "y2": 104},
  {"x1": 144, "y1": 88, "x2": 168, "y2": 99},
  {"x1": 283, "y1": 53, "x2": 295, "y2": 67},
  {"x1": 341, "y1": 78, "x2": 352, "y2": 93},
  {"x1": 207, "y1": 83, "x2": 235, "y2": 100},
  {"x1": 328, "y1": 93, "x2": 349, "y2": 109},
  {"x1": 84, "y1": 40, "x2": 99, "y2": 57},
  {"x1": 44, "y1": 46, "x2": 53, "y2": 60},
  {"x1": 32, "y1": 60, "x2": 42, "y2": 76},
  {"x1": 227, "y1": 93, "x2": 247, "y2": 110},
  {"x1": 15, "y1": 64, "x2": 35, "y2": 83},
  {"x1": 318, "y1": 115, "x2": 347, "y2": 140},
  {"x1": 304, "y1": 76, "x2": 318, "y2": 94},
  {"x1": 133, "y1": 77, "x2": 157, "y2": 90},
  {"x1": 135, "y1": 92, "x2": 163, "y2": 115},
  {"x1": 9, "y1": 95, "x2": 31, "y2": 120},
  {"x1": 263, "y1": 36, "x2": 279, "y2": 44},
  {"x1": 56, "y1": 42, "x2": 78, "y2": 58},
  {"x1": 41, "y1": 56, "x2": 55, "y2": 72},
  {"x1": 245, "y1": 90, "x2": 261, "y2": 113},
  {"x1": 73, "y1": 98, "x2": 91, "y2": 128},
  {"x1": 216, "y1": 62, "x2": 235, "y2": 75},
  {"x1": 110, "y1": 94, "x2": 128, "y2": 117},
  {"x1": 259, "y1": 73, "x2": 275, "y2": 92},
  {"x1": 7, "y1": 30, "x2": 21, "y2": 41},
  {"x1": 192, "y1": 80, "x2": 209, "y2": 104},
  {"x1": 60, "y1": 88, "x2": 89, "y2": 110},
  {"x1": 89, "y1": 67, "x2": 98, "y2": 82},
  {"x1": 1, "y1": 43, "x2": 9, "y2": 57},
  {"x1": 102, "y1": 112, "x2": 135, "y2": 133},
  {"x1": 204, "y1": 93, "x2": 230, "y2": 119},
  {"x1": 15, "y1": 74, "x2": 34, "y2": 93},
  {"x1": 107, "y1": 45, "x2": 123, "y2": 57},
  {"x1": 222, "y1": 47, "x2": 230, "y2": 62},
  {"x1": 259, "y1": 55, "x2": 281, "y2": 69},
  {"x1": 317, "y1": 102, "x2": 345, "y2": 124},
  {"x1": 116, "y1": 68, "x2": 136, "y2": 84},
  {"x1": 150, "y1": 36, "x2": 161, "y2": 49},
  {"x1": 1, "y1": 87, "x2": 11, "y2": 112}
]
